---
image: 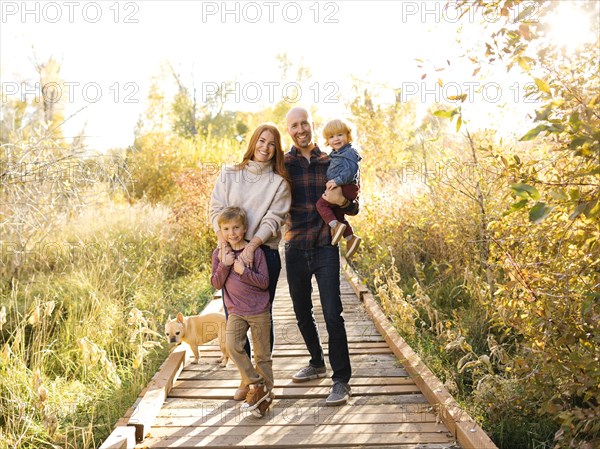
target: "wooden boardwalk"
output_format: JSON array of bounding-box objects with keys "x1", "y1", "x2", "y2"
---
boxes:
[{"x1": 101, "y1": 259, "x2": 497, "y2": 449}]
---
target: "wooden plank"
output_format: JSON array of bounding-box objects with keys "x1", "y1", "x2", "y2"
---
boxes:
[
  {"x1": 161, "y1": 394, "x2": 431, "y2": 410},
  {"x1": 138, "y1": 428, "x2": 454, "y2": 448},
  {"x1": 186, "y1": 341, "x2": 391, "y2": 350},
  {"x1": 97, "y1": 426, "x2": 136, "y2": 449},
  {"x1": 156, "y1": 406, "x2": 438, "y2": 423},
  {"x1": 183, "y1": 358, "x2": 404, "y2": 372},
  {"x1": 169, "y1": 384, "x2": 422, "y2": 400},
  {"x1": 145, "y1": 422, "x2": 449, "y2": 435},
  {"x1": 154, "y1": 410, "x2": 440, "y2": 427},
  {"x1": 178, "y1": 366, "x2": 410, "y2": 379},
  {"x1": 192, "y1": 347, "x2": 392, "y2": 357},
  {"x1": 456, "y1": 421, "x2": 498, "y2": 449},
  {"x1": 172, "y1": 376, "x2": 415, "y2": 389},
  {"x1": 127, "y1": 345, "x2": 186, "y2": 442},
  {"x1": 342, "y1": 259, "x2": 496, "y2": 449}
]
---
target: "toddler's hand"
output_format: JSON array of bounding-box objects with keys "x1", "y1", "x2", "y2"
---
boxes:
[{"x1": 326, "y1": 180, "x2": 338, "y2": 190}]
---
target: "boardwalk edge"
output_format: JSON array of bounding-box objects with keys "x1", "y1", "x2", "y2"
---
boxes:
[
  {"x1": 99, "y1": 297, "x2": 223, "y2": 448},
  {"x1": 341, "y1": 257, "x2": 498, "y2": 449}
]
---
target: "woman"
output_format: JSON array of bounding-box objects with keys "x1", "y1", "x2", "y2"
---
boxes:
[{"x1": 209, "y1": 123, "x2": 291, "y2": 400}]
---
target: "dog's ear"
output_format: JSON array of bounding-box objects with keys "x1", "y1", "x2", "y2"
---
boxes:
[{"x1": 176, "y1": 312, "x2": 184, "y2": 323}]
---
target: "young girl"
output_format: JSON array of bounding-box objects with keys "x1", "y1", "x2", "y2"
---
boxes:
[
  {"x1": 316, "y1": 118, "x2": 362, "y2": 258},
  {"x1": 210, "y1": 206, "x2": 274, "y2": 418}
]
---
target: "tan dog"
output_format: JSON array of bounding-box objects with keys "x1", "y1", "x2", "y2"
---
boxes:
[{"x1": 165, "y1": 312, "x2": 228, "y2": 366}]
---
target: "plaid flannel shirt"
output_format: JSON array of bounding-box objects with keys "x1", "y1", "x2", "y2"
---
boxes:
[{"x1": 284, "y1": 145, "x2": 359, "y2": 249}]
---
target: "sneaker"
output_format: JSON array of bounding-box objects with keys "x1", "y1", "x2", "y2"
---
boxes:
[
  {"x1": 251, "y1": 391, "x2": 274, "y2": 418},
  {"x1": 326, "y1": 381, "x2": 351, "y2": 406},
  {"x1": 241, "y1": 383, "x2": 269, "y2": 411},
  {"x1": 330, "y1": 222, "x2": 347, "y2": 246},
  {"x1": 345, "y1": 235, "x2": 362, "y2": 258},
  {"x1": 292, "y1": 365, "x2": 327, "y2": 383},
  {"x1": 233, "y1": 382, "x2": 249, "y2": 401}
]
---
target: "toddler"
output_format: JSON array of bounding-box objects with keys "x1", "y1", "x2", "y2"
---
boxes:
[{"x1": 316, "y1": 119, "x2": 362, "y2": 258}]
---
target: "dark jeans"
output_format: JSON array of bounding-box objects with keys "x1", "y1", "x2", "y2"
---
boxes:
[
  {"x1": 284, "y1": 244, "x2": 352, "y2": 384},
  {"x1": 222, "y1": 246, "x2": 281, "y2": 358}
]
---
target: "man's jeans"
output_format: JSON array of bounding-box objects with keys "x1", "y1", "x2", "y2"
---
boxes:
[{"x1": 285, "y1": 244, "x2": 352, "y2": 384}]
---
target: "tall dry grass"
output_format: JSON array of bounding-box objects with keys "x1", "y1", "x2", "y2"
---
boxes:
[{"x1": 0, "y1": 199, "x2": 214, "y2": 448}]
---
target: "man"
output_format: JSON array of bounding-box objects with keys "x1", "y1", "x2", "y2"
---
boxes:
[{"x1": 284, "y1": 107, "x2": 358, "y2": 406}]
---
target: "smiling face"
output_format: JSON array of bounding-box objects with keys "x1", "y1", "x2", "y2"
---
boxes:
[
  {"x1": 252, "y1": 130, "x2": 276, "y2": 163},
  {"x1": 220, "y1": 218, "x2": 246, "y2": 248},
  {"x1": 286, "y1": 108, "x2": 314, "y2": 151},
  {"x1": 327, "y1": 132, "x2": 349, "y2": 151}
]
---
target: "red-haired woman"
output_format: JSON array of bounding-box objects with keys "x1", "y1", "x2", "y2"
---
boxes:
[{"x1": 209, "y1": 123, "x2": 291, "y2": 400}]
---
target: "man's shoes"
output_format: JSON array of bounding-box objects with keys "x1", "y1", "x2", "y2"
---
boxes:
[
  {"x1": 233, "y1": 382, "x2": 249, "y2": 401},
  {"x1": 326, "y1": 381, "x2": 351, "y2": 406},
  {"x1": 330, "y1": 222, "x2": 347, "y2": 246},
  {"x1": 345, "y1": 235, "x2": 362, "y2": 258},
  {"x1": 292, "y1": 365, "x2": 327, "y2": 383},
  {"x1": 241, "y1": 383, "x2": 269, "y2": 411}
]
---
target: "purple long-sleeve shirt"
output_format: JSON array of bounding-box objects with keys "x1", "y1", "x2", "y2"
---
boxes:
[{"x1": 210, "y1": 246, "x2": 270, "y2": 316}]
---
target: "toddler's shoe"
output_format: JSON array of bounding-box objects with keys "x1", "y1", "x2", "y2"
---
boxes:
[
  {"x1": 330, "y1": 222, "x2": 346, "y2": 246},
  {"x1": 346, "y1": 235, "x2": 362, "y2": 258}
]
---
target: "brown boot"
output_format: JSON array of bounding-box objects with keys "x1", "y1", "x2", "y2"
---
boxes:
[
  {"x1": 346, "y1": 235, "x2": 362, "y2": 258},
  {"x1": 331, "y1": 222, "x2": 347, "y2": 245},
  {"x1": 251, "y1": 391, "x2": 274, "y2": 418}
]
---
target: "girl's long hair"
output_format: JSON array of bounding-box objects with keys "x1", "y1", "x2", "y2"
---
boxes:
[{"x1": 238, "y1": 123, "x2": 290, "y2": 184}]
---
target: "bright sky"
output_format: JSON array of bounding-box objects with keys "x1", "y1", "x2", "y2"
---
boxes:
[{"x1": 1, "y1": 1, "x2": 597, "y2": 151}]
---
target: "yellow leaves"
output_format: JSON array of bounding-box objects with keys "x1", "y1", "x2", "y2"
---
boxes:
[
  {"x1": 517, "y1": 56, "x2": 534, "y2": 72},
  {"x1": 533, "y1": 78, "x2": 551, "y2": 94},
  {"x1": 518, "y1": 23, "x2": 531, "y2": 40},
  {"x1": 532, "y1": 339, "x2": 545, "y2": 350}
]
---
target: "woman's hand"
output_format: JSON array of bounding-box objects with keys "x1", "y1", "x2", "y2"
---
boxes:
[
  {"x1": 239, "y1": 238, "x2": 262, "y2": 269},
  {"x1": 239, "y1": 245, "x2": 255, "y2": 268}
]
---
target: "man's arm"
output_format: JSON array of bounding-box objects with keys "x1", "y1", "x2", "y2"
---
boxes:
[{"x1": 342, "y1": 196, "x2": 359, "y2": 216}]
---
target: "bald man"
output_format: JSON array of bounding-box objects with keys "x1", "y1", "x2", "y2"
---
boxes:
[{"x1": 283, "y1": 107, "x2": 358, "y2": 406}]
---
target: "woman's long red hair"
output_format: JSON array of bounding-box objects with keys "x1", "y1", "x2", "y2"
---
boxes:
[{"x1": 237, "y1": 123, "x2": 290, "y2": 184}]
